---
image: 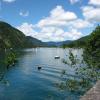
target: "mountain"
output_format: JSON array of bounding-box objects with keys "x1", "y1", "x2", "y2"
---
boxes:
[
  {"x1": 62, "y1": 35, "x2": 90, "y2": 48},
  {"x1": 1, "y1": 21, "x2": 99, "y2": 50},
  {"x1": 44, "y1": 42, "x2": 58, "y2": 47},
  {"x1": 26, "y1": 37, "x2": 72, "y2": 47},
  {"x1": 0, "y1": 21, "x2": 62, "y2": 49},
  {"x1": 0, "y1": 21, "x2": 46, "y2": 50},
  {"x1": 26, "y1": 36, "x2": 46, "y2": 47},
  {"x1": 45, "y1": 40, "x2": 72, "y2": 47}
]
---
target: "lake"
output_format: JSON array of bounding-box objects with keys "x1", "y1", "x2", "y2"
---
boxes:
[{"x1": 0, "y1": 48, "x2": 83, "y2": 100}]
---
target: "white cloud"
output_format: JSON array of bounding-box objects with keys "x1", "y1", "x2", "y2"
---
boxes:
[
  {"x1": 17, "y1": 5, "x2": 94, "y2": 42},
  {"x1": 17, "y1": 23, "x2": 38, "y2": 37},
  {"x1": 89, "y1": 0, "x2": 100, "y2": 6},
  {"x1": 81, "y1": 6, "x2": 94, "y2": 12},
  {"x1": 3, "y1": 0, "x2": 16, "y2": 3},
  {"x1": 81, "y1": 6, "x2": 100, "y2": 22},
  {"x1": 17, "y1": 23, "x2": 83, "y2": 42},
  {"x1": 69, "y1": 0, "x2": 80, "y2": 4},
  {"x1": 81, "y1": 0, "x2": 100, "y2": 22},
  {"x1": 71, "y1": 19, "x2": 93, "y2": 29},
  {"x1": 50, "y1": 6, "x2": 77, "y2": 21},
  {"x1": 35, "y1": 28, "x2": 82, "y2": 41},
  {"x1": 62, "y1": 29, "x2": 83, "y2": 40},
  {"x1": 37, "y1": 6, "x2": 77, "y2": 27},
  {"x1": 19, "y1": 11, "x2": 29, "y2": 17}
]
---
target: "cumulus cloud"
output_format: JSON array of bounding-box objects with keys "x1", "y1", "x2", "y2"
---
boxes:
[
  {"x1": 81, "y1": 6, "x2": 100, "y2": 22},
  {"x1": 62, "y1": 29, "x2": 83, "y2": 40},
  {"x1": 3, "y1": 0, "x2": 16, "y2": 3},
  {"x1": 37, "y1": 6, "x2": 77, "y2": 27},
  {"x1": 17, "y1": 5, "x2": 93, "y2": 42},
  {"x1": 19, "y1": 11, "x2": 29, "y2": 17},
  {"x1": 17, "y1": 23, "x2": 38, "y2": 37},
  {"x1": 35, "y1": 28, "x2": 83, "y2": 41},
  {"x1": 17, "y1": 23, "x2": 83, "y2": 42},
  {"x1": 89, "y1": 0, "x2": 100, "y2": 6},
  {"x1": 70, "y1": 19, "x2": 93, "y2": 29},
  {"x1": 69, "y1": 0, "x2": 80, "y2": 4}
]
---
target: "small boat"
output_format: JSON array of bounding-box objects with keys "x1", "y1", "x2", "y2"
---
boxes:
[
  {"x1": 37, "y1": 66, "x2": 42, "y2": 70},
  {"x1": 55, "y1": 56, "x2": 60, "y2": 59}
]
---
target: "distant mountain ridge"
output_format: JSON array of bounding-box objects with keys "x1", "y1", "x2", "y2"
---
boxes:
[{"x1": 45, "y1": 40, "x2": 72, "y2": 47}]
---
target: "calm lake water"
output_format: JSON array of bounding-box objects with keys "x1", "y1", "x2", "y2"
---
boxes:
[{"x1": 0, "y1": 48, "x2": 83, "y2": 100}]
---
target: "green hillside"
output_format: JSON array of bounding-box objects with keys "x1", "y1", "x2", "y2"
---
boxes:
[
  {"x1": 62, "y1": 35, "x2": 90, "y2": 48},
  {"x1": 26, "y1": 36, "x2": 47, "y2": 47},
  {"x1": 0, "y1": 21, "x2": 31, "y2": 49}
]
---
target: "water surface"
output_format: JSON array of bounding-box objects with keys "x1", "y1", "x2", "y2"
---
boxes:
[{"x1": 0, "y1": 48, "x2": 83, "y2": 100}]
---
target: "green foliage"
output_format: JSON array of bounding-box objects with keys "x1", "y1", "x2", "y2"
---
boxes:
[
  {"x1": 4, "y1": 51, "x2": 17, "y2": 67},
  {"x1": 84, "y1": 25, "x2": 100, "y2": 69},
  {"x1": 66, "y1": 79, "x2": 79, "y2": 92},
  {"x1": 62, "y1": 58, "x2": 68, "y2": 64},
  {"x1": 55, "y1": 82, "x2": 66, "y2": 90},
  {"x1": 61, "y1": 69, "x2": 66, "y2": 77},
  {"x1": 62, "y1": 50, "x2": 77, "y2": 66},
  {"x1": 62, "y1": 44, "x2": 66, "y2": 49},
  {"x1": 69, "y1": 50, "x2": 77, "y2": 66},
  {"x1": 58, "y1": 25, "x2": 100, "y2": 94}
]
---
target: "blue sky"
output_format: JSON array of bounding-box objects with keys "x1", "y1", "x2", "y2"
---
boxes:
[{"x1": 0, "y1": 0, "x2": 100, "y2": 41}]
